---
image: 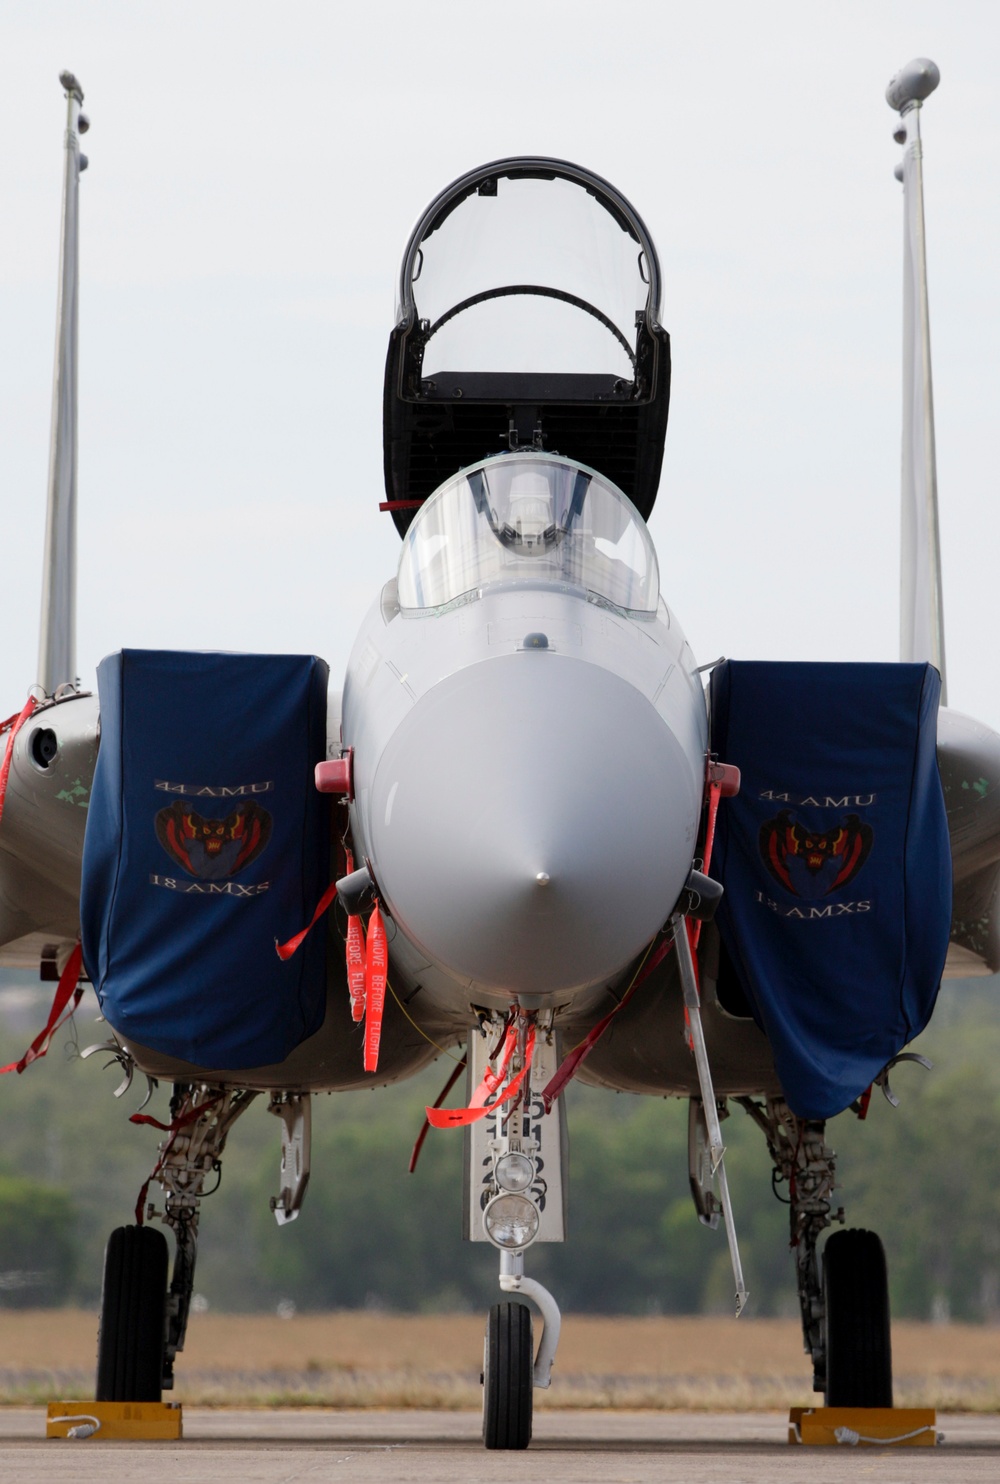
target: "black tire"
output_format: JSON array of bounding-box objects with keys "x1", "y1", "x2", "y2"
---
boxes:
[
  {"x1": 823, "y1": 1227, "x2": 893, "y2": 1407},
  {"x1": 96, "y1": 1225, "x2": 169, "y2": 1402},
  {"x1": 482, "y1": 1300, "x2": 533, "y2": 1449}
]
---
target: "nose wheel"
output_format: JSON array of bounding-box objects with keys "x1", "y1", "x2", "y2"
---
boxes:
[
  {"x1": 470, "y1": 1010, "x2": 563, "y2": 1449},
  {"x1": 482, "y1": 1300, "x2": 533, "y2": 1450}
]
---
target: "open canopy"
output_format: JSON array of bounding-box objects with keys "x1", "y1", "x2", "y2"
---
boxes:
[
  {"x1": 399, "y1": 166, "x2": 660, "y2": 383},
  {"x1": 383, "y1": 159, "x2": 671, "y2": 532}
]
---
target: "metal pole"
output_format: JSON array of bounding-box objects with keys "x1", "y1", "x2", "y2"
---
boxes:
[
  {"x1": 887, "y1": 58, "x2": 946, "y2": 702},
  {"x1": 38, "y1": 71, "x2": 88, "y2": 697},
  {"x1": 673, "y1": 917, "x2": 748, "y2": 1316}
]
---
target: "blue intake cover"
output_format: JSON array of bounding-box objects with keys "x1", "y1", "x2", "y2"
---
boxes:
[
  {"x1": 709, "y1": 661, "x2": 950, "y2": 1119},
  {"x1": 81, "y1": 650, "x2": 331, "y2": 1069}
]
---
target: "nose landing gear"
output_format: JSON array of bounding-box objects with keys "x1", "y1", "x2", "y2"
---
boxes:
[
  {"x1": 464, "y1": 1010, "x2": 565, "y2": 1450},
  {"x1": 482, "y1": 1250, "x2": 562, "y2": 1449},
  {"x1": 483, "y1": 1300, "x2": 533, "y2": 1450}
]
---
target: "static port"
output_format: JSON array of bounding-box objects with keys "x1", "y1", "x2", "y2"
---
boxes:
[{"x1": 30, "y1": 728, "x2": 58, "y2": 770}]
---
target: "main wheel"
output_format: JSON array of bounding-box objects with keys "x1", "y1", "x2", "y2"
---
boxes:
[
  {"x1": 823, "y1": 1227, "x2": 893, "y2": 1407},
  {"x1": 96, "y1": 1225, "x2": 169, "y2": 1402},
  {"x1": 482, "y1": 1300, "x2": 533, "y2": 1449}
]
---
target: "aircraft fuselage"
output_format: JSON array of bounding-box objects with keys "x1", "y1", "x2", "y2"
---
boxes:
[{"x1": 344, "y1": 468, "x2": 707, "y2": 1021}]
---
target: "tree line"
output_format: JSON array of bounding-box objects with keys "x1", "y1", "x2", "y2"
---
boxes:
[{"x1": 0, "y1": 972, "x2": 998, "y2": 1322}]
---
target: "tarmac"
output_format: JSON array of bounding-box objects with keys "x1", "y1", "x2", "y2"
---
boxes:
[{"x1": 2, "y1": 1409, "x2": 1000, "y2": 1482}]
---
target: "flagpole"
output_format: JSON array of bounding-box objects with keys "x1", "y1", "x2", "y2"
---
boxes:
[{"x1": 887, "y1": 58, "x2": 946, "y2": 703}]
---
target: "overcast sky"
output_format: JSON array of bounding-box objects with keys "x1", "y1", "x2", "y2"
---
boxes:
[{"x1": 2, "y1": 2, "x2": 998, "y2": 729}]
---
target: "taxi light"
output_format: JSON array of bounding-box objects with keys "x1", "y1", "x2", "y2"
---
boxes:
[{"x1": 495, "y1": 1151, "x2": 534, "y2": 1193}]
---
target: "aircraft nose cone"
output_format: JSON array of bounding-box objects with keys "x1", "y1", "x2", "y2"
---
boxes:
[{"x1": 367, "y1": 654, "x2": 702, "y2": 998}]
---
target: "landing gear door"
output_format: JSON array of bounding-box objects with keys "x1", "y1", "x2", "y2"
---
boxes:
[{"x1": 463, "y1": 1027, "x2": 568, "y2": 1243}]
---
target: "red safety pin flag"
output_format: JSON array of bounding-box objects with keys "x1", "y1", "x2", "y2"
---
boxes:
[
  {"x1": 347, "y1": 913, "x2": 367, "y2": 1022},
  {"x1": 0, "y1": 941, "x2": 83, "y2": 1075},
  {"x1": 274, "y1": 882, "x2": 337, "y2": 961},
  {"x1": 426, "y1": 1025, "x2": 536, "y2": 1128},
  {"x1": 343, "y1": 849, "x2": 367, "y2": 1021},
  {"x1": 363, "y1": 903, "x2": 388, "y2": 1072}
]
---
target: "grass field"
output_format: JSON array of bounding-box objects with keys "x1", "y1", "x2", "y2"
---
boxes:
[{"x1": 2, "y1": 1310, "x2": 1000, "y2": 1410}]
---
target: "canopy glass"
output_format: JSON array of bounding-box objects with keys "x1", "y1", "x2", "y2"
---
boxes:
[
  {"x1": 397, "y1": 454, "x2": 659, "y2": 614},
  {"x1": 401, "y1": 168, "x2": 656, "y2": 382}
]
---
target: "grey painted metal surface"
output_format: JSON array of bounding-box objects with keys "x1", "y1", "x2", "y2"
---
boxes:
[
  {"x1": 38, "y1": 72, "x2": 86, "y2": 698},
  {"x1": 888, "y1": 58, "x2": 947, "y2": 700},
  {"x1": 362, "y1": 645, "x2": 701, "y2": 1005},
  {"x1": 937, "y1": 706, "x2": 1000, "y2": 975},
  {"x1": 674, "y1": 916, "x2": 748, "y2": 1314},
  {"x1": 0, "y1": 691, "x2": 97, "y2": 953},
  {"x1": 342, "y1": 452, "x2": 706, "y2": 1019}
]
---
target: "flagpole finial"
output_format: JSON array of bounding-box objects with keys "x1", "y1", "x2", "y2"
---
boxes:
[{"x1": 886, "y1": 58, "x2": 940, "y2": 114}]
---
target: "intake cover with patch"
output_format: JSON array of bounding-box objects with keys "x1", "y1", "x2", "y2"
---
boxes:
[
  {"x1": 81, "y1": 650, "x2": 330, "y2": 1069},
  {"x1": 709, "y1": 660, "x2": 950, "y2": 1119}
]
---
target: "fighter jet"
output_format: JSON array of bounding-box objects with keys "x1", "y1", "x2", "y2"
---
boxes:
[{"x1": 2, "y1": 62, "x2": 999, "y2": 1450}]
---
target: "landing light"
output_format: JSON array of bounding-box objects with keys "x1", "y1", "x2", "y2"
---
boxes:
[{"x1": 483, "y1": 1192, "x2": 540, "y2": 1250}]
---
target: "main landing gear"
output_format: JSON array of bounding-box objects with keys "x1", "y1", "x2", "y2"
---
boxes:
[
  {"x1": 96, "y1": 1224, "x2": 169, "y2": 1402},
  {"x1": 96, "y1": 1082, "x2": 309, "y2": 1402},
  {"x1": 737, "y1": 1096, "x2": 893, "y2": 1407},
  {"x1": 823, "y1": 1226, "x2": 893, "y2": 1407}
]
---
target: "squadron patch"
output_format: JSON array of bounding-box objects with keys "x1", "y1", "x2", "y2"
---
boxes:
[
  {"x1": 154, "y1": 797, "x2": 272, "y2": 882},
  {"x1": 758, "y1": 809, "x2": 873, "y2": 900}
]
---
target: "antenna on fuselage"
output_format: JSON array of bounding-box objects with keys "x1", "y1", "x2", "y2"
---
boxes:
[
  {"x1": 38, "y1": 71, "x2": 88, "y2": 697},
  {"x1": 887, "y1": 57, "x2": 946, "y2": 703}
]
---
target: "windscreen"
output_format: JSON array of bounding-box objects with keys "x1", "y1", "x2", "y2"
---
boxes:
[
  {"x1": 407, "y1": 175, "x2": 650, "y2": 379},
  {"x1": 397, "y1": 455, "x2": 659, "y2": 613}
]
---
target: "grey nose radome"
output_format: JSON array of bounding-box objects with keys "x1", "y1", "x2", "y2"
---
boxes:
[{"x1": 367, "y1": 654, "x2": 703, "y2": 999}]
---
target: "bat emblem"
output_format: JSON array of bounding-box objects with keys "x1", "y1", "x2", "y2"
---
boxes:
[
  {"x1": 155, "y1": 798, "x2": 272, "y2": 881},
  {"x1": 758, "y1": 810, "x2": 873, "y2": 900}
]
